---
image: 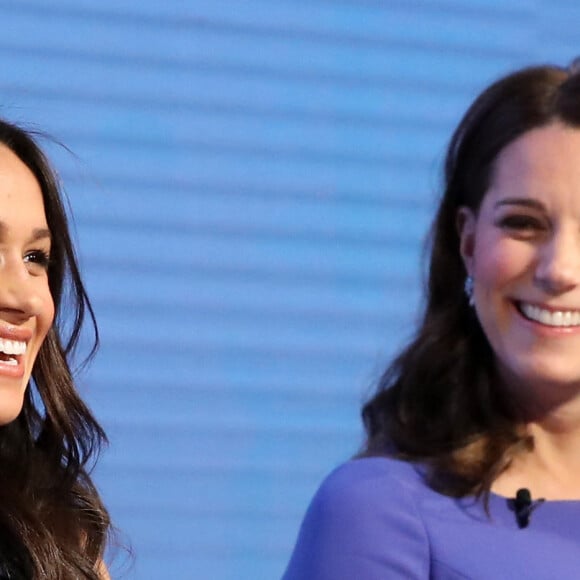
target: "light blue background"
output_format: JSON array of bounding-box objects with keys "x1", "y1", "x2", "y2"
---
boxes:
[{"x1": 0, "y1": 1, "x2": 577, "y2": 578}]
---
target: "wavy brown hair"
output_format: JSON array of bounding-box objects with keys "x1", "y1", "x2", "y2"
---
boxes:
[
  {"x1": 0, "y1": 120, "x2": 110, "y2": 577},
  {"x1": 362, "y1": 64, "x2": 580, "y2": 497}
]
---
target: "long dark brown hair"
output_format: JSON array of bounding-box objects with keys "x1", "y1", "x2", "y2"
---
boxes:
[
  {"x1": 0, "y1": 120, "x2": 110, "y2": 577},
  {"x1": 362, "y1": 64, "x2": 580, "y2": 497}
]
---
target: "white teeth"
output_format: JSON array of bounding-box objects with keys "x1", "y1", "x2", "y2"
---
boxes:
[
  {"x1": 0, "y1": 358, "x2": 17, "y2": 366},
  {"x1": 0, "y1": 338, "x2": 26, "y2": 356},
  {"x1": 520, "y1": 303, "x2": 580, "y2": 327}
]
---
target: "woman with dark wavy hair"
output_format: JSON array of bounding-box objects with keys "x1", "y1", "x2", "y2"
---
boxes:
[
  {"x1": 0, "y1": 119, "x2": 110, "y2": 578},
  {"x1": 284, "y1": 60, "x2": 580, "y2": 579}
]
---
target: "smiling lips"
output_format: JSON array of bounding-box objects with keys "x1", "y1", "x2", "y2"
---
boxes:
[
  {"x1": 0, "y1": 326, "x2": 32, "y2": 378},
  {"x1": 518, "y1": 302, "x2": 580, "y2": 328}
]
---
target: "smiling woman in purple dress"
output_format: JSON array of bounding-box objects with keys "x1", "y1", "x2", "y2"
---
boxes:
[{"x1": 284, "y1": 60, "x2": 580, "y2": 579}]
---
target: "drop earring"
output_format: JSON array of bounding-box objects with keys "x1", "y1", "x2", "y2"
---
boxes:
[{"x1": 464, "y1": 275, "x2": 475, "y2": 307}]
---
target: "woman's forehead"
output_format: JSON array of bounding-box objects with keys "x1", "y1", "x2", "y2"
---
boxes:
[
  {"x1": 484, "y1": 123, "x2": 580, "y2": 208},
  {"x1": 0, "y1": 146, "x2": 48, "y2": 236}
]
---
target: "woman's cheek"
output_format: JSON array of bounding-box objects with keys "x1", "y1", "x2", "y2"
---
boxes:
[{"x1": 476, "y1": 235, "x2": 533, "y2": 288}]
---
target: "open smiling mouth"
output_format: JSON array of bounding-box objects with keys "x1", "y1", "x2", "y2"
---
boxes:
[
  {"x1": 0, "y1": 338, "x2": 26, "y2": 367},
  {"x1": 516, "y1": 302, "x2": 580, "y2": 328}
]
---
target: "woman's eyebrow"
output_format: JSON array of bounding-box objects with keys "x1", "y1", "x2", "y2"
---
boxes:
[
  {"x1": 0, "y1": 221, "x2": 51, "y2": 241},
  {"x1": 30, "y1": 227, "x2": 51, "y2": 242},
  {"x1": 494, "y1": 197, "x2": 546, "y2": 210}
]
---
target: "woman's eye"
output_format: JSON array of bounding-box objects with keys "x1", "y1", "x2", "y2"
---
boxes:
[
  {"x1": 24, "y1": 250, "x2": 51, "y2": 271},
  {"x1": 498, "y1": 215, "x2": 545, "y2": 233}
]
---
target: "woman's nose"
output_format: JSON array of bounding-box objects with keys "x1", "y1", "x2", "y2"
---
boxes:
[
  {"x1": 0, "y1": 256, "x2": 42, "y2": 319},
  {"x1": 534, "y1": 229, "x2": 580, "y2": 294}
]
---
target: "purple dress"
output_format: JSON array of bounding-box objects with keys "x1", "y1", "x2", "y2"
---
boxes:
[{"x1": 283, "y1": 457, "x2": 580, "y2": 579}]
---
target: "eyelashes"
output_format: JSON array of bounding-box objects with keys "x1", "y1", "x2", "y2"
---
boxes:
[
  {"x1": 496, "y1": 214, "x2": 547, "y2": 237},
  {"x1": 498, "y1": 215, "x2": 544, "y2": 229},
  {"x1": 23, "y1": 249, "x2": 51, "y2": 271}
]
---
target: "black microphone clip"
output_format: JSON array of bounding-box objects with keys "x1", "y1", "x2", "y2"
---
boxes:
[{"x1": 512, "y1": 488, "x2": 544, "y2": 529}]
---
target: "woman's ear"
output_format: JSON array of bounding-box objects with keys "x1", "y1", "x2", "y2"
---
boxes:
[{"x1": 456, "y1": 207, "x2": 476, "y2": 275}]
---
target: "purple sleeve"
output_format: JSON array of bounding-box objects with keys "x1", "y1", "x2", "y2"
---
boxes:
[{"x1": 282, "y1": 462, "x2": 430, "y2": 579}]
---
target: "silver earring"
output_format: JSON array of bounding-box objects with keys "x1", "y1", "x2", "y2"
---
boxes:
[{"x1": 464, "y1": 275, "x2": 475, "y2": 307}]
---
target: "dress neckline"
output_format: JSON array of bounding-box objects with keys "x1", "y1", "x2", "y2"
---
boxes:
[{"x1": 488, "y1": 489, "x2": 580, "y2": 505}]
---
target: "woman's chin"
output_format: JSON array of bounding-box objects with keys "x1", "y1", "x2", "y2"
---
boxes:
[{"x1": 0, "y1": 390, "x2": 25, "y2": 426}]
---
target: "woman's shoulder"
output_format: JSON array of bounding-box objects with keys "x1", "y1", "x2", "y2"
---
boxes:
[
  {"x1": 316, "y1": 455, "x2": 427, "y2": 504},
  {"x1": 300, "y1": 455, "x2": 433, "y2": 544},
  {"x1": 283, "y1": 456, "x2": 431, "y2": 579},
  {"x1": 327, "y1": 455, "x2": 423, "y2": 480}
]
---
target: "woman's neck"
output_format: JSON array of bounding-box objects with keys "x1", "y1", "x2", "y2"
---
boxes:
[{"x1": 493, "y1": 398, "x2": 580, "y2": 500}]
